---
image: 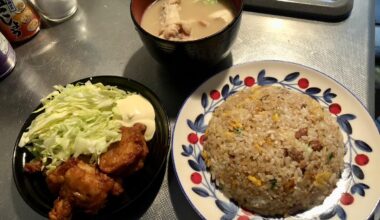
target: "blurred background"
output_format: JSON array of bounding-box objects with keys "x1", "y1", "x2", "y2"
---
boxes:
[{"x1": 375, "y1": 0, "x2": 380, "y2": 128}]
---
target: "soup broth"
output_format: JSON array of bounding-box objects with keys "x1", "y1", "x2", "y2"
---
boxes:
[{"x1": 141, "y1": 0, "x2": 236, "y2": 41}]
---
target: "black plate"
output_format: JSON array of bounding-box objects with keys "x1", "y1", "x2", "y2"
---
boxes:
[{"x1": 12, "y1": 76, "x2": 170, "y2": 218}]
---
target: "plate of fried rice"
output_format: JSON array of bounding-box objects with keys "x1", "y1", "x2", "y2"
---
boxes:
[{"x1": 171, "y1": 60, "x2": 380, "y2": 220}]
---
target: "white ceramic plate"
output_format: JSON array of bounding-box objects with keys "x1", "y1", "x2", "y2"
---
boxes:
[{"x1": 171, "y1": 60, "x2": 380, "y2": 220}]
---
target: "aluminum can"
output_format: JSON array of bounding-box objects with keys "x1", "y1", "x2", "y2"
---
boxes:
[
  {"x1": 0, "y1": 31, "x2": 15, "y2": 79},
  {"x1": 0, "y1": 0, "x2": 40, "y2": 42}
]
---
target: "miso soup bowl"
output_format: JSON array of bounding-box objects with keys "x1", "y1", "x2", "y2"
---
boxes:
[{"x1": 130, "y1": 0, "x2": 244, "y2": 69}]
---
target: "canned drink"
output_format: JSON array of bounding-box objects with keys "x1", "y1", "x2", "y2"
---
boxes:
[
  {"x1": 0, "y1": 32, "x2": 15, "y2": 79},
  {"x1": 0, "y1": 0, "x2": 40, "y2": 42}
]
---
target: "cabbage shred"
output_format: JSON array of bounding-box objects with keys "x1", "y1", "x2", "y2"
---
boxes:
[
  {"x1": 203, "y1": 0, "x2": 218, "y2": 4},
  {"x1": 19, "y1": 81, "x2": 130, "y2": 172}
]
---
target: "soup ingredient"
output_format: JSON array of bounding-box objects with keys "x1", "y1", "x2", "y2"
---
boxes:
[
  {"x1": 116, "y1": 94, "x2": 156, "y2": 141},
  {"x1": 158, "y1": 0, "x2": 191, "y2": 40},
  {"x1": 99, "y1": 123, "x2": 149, "y2": 175},
  {"x1": 203, "y1": 86, "x2": 344, "y2": 216},
  {"x1": 141, "y1": 0, "x2": 235, "y2": 41},
  {"x1": 47, "y1": 159, "x2": 124, "y2": 220},
  {"x1": 18, "y1": 82, "x2": 128, "y2": 172}
]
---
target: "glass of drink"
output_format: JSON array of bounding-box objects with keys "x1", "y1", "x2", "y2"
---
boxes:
[{"x1": 31, "y1": 0, "x2": 77, "y2": 22}]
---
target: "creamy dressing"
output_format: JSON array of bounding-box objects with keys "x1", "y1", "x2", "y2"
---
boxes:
[{"x1": 116, "y1": 94, "x2": 156, "y2": 141}]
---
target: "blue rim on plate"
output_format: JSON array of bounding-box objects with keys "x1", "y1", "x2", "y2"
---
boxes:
[
  {"x1": 12, "y1": 75, "x2": 171, "y2": 218},
  {"x1": 171, "y1": 60, "x2": 380, "y2": 220}
]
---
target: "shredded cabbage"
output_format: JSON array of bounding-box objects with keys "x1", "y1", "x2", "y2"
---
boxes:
[
  {"x1": 203, "y1": 0, "x2": 218, "y2": 4},
  {"x1": 19, "y1": 81, "x2": 129, "y2": 172}
]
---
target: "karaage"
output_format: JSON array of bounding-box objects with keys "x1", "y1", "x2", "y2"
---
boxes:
[
  {"x1": 47, "y1": 159, "x2": 123, "y2": 220},
  {"x1": 99, "y1": 123, "x2": 149, "y2": 175}
]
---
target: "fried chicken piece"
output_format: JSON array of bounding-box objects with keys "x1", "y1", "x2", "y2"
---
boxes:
[
  {"x1": 47, "y1": 159, "x2": 123, "y2": 219},
  {"x1": 99, "y1": 123, "x2": 149, "y2": 175},
  {"x1": 49, "y1": 199, "x2": 72, "y2": 220},
  {"x1": 59, "y1": 161, "x2": 123, "y2": 212},
  {"x1": 24, "y1": 159, "x2": 43, "y2": 173},
  {"x1": 46, "y1": 159, "x2": 78, "y2": 194}
]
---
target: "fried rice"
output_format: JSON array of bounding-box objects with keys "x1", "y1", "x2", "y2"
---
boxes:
[{"x1": 202, "y1": 86, "x2": 344, "y2": 216}]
